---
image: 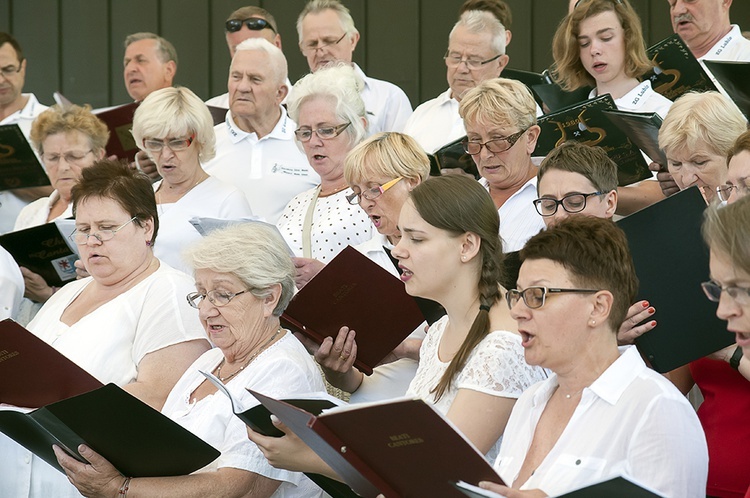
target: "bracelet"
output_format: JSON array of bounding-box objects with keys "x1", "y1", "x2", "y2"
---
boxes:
[
  {"x1": 729, "y1": 346, "x2": 743, "y2": 370},
  {"x1": 118, "y1": 477, "x2": 131, "y2": 496}
]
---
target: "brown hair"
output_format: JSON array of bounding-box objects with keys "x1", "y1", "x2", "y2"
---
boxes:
[
  {"x1": 227, "y1": 6, "x2": 278, "y2": 33},
  {"x1": 520, "y1": 215, "x2": 638, "y2": 331},
  {"x1": 538, "y1": 141, "x2": 618, "y2": 194},
  {"x1": 728, "y1": 130, "x2": 750, "y2": 166},
  {"x1": 0, "y1": 32, "x2": 24, "y2": 62},
  {"x1": 71, "y1": 159, "x2": 159, "y2": 245},
  {"x1": 550, "y1": 0, "x2": 652, "y2": 91},
  {"x1": 409, "y1": 175, "x2": 504, "y2": 400}
]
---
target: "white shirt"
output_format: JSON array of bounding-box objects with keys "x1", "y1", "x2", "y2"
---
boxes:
[
  {"x1": 698, "y1": 25, "x2": 750, "y2": 103},
  {"x1": 13, "y1": 190, "x2": 72, "y2": 231},
  {"x1": 161, "y1": 335, "x2": 326, "y2": 497},
  {"x1": 480, "y1": 176, "x2": 545, "y2": 253},
  {"x1": 0, "y1": 246, "x2": 23, "y2": 320},
  {"x1": 590, "y1": 80, "x2": 673, "y2": 120},
  {"x1": 277, "y1": 187, "x2": 374, "y2": 262},
  {"x1": 0, "y1": 262, "x2": 208, "y2": 498},
  {"x1": 407, "y1": 315, "x2": 547, "y2": 463},
  {"x1": 0, "y1": 93, "x2": 49, "y2": 234},
  {"x1": 403, "y1": 88, "x2": 464, "y2": 154},
  {"x1": 495, "y1": 346, "x2": 708, "y2": 497},
  {"x1": 153, "y1": 176, "x2": 254, "y2": 274},
  {"x1": 202, "y1": 107, "x2": 319, "y2": 224},
  {"x1": 353, "y1": 64, "x2": 412, "y2": 134}
]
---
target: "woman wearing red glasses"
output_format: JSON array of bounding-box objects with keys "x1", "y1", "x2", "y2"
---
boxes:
[{"x1": 132, "y1": 86, "x2": 253, "y2": 275}]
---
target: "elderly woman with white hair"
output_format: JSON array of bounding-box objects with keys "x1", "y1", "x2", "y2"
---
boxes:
[
  {"x1": 55, "y1": 222, "x2": 327, "y2": 498},
  {"x1": 132, "y1": 86, "x2": 253, "y2": 274},
  {"x1": 277, "y1": 63, "x2": 374, "y2": 285}
]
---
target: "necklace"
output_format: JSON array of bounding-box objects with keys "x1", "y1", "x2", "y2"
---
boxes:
[
  {"x1": 216, "y1": 327, "x2": 282, "y2": 382},
  {"x1": 557, "y1": 385, "x2": 585, "y2": 399},
  {"x1": 155, "y1": 173, "x2": 208, "y2": 205},
  {"x1": 318, "y1": 183, "x2": 349, "y2": 197}
]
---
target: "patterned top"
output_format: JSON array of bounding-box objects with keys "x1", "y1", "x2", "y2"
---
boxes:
[
  {"x1": 277, "y1": 187, "x2": 374, "y2": 262},
  {"x1": 406, "y1": 315, "x2": 547, "y2": 463}
]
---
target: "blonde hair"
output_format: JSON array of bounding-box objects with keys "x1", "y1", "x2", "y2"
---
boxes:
[
  {"x1": 344, "y1": 132, "x2": 430, "y2": 186},
  {"x1": 659, "y1": 92, "x2": 748, "y2": 157},
  {"x1": 30, "y1": 104, "x2": 109, "y2": 155},
  {"x1": 703, "y1": 195, "x2": 750, "y2": 277},
  {"x1": 550, "y1": 0, "x2": 652, "y2": 91},
  {"x1": 132, "y1": 86, "x2": 216, "y2": 162},
  {"x1": 184, "y1": 223, "x2": 296, "y2": 317},
  {"x1": 459, "y1": 77, "x2": 537, "y2": 130}
]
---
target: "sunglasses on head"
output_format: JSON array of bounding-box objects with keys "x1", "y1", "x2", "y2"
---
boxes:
[{"x1": 225, "y1": 17, "x2": 276, "y2": 34}]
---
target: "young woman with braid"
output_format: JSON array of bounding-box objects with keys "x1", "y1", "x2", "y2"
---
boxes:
[{"x1": 248, "y1": 175, "x2": 547, "y2": 476}]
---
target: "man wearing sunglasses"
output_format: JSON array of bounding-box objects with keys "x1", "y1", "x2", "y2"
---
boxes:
[
  {"x1": 202, "y1": 39, "x2": 318, "y2": 224},
  {"x1": 206, "y1": 6, "x2": 292, "y2": 110},
  {"x1": 296, "y1": 0, "x2": 412, "y2": 135},
  {"x1": 0, "y1": 32, "x2": 51, "y2": 234},
  {"x1": 403, "y1": 10, "x2": 510, "y2": 155}
]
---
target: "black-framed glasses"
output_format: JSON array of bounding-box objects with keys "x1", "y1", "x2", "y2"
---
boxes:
[
  {"x1": 0, "y1": 63, "x2": 22, "y2": 78},
  {"x1": 300, "y1": 32, "x2": 348, "y2": 54},
  {"x1": 346, "y1": 177, "x2": 403, "y2": 205},
  {"x1": 186, "y1": 289, "x2": 250, "y2": 308},
  {"x1": 142, "y1": 134, "x2": 196, "y2": 153},
  {"x1": 533, "y1": 192, "x2": 605, "y2": 217},
  {"x1": 444, "y1": 51, "x2": 502, "y2": 70},
  {"x1": 716, "y1": 183, "x2": 750, "y2": 202},
  {"x1": 506, "y1": 286, "x2": 601, "y2": 310},
  {"x1": 69, "y1": 216, "x2": 137, "y2": 245},
  {"x1": 462, "y1": 128, "x2": 528, "y2": 156},
  {"x1": 225, "y1": 17, "x2": 276, "y2": 34},
  {"x1": 42, "y1": 149, "x2": 94, "y2": 166},
  {"x1": 294, "y1": 122, "x2": 350, "y2": 142},
  {"x1": 701, "y1": 280, "x2": 750, "y2": 305}
]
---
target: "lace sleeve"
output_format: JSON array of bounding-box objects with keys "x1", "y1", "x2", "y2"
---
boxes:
[{"x1": 455, "y1": 331, "x2": 546, "y2": 398}]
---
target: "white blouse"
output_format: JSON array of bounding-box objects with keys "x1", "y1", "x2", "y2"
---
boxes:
[
  {"x1": 161, "y1": 333, "x2": 327, "y2": 497},
  {"x1": 406, "y1": 315, "x2": 547, "y2": 463}
]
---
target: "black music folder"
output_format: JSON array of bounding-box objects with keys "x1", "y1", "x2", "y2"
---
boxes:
[
  {"x1": 617, "y1": 187, "x2": 734, "y2": 372},
  {"x1": 0, "y1": 124, "x2": 51, "y2": 190}
]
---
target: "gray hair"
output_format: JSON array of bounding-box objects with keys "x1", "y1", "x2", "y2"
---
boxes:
[
  {"x1": 132, "y1": 86, "x2": 216, "y2": 163},
  {"x1": 296, "y1": 0, "x2": 359, "y2": 43},
  {"x1": 450, "y1": 10, "x2": 507, "y2": 56},
  {"x1": 234, "y1": 38, "x2": 288, "y2": 85},
  {"x1": 183, "y1": 223, "x2": 296, "y2": 317},
  {"x1": 287, "y1": 62, "x2": 367, "y2": 147},
  {"x1": 124, "y1": 32, "x2": 178, "y2": 66}
]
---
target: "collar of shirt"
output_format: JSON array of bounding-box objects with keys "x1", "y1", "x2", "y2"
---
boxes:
[
  {"x1": 0, "y1": 93, "x2": 42, "y2": 125},
  {"x1": 531, "y1": 345, "x2": 645, "y2": 409},
  {"x1": 588, "y1": 80, "x2": 653, "y2": 111},
  {"x1": 351, "y1": 63, "x2": 372, "y2": 93},
  {"x1": 479, "y1": 175, "x2": 538, "y2": 205},
  {"x1": 706, "y1": 24, "x2": 743, "y2": 60},
  {"x1": 224, "y1": 106, "x2": 293, "y2": 145}
]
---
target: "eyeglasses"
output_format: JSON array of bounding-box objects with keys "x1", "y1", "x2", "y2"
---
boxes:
[
  {"x1": 225, "y1": 17, "x2": 276, "y2": 34},
  {"x1": 294, "y1": 122, "x2": 350, "y2": 142},
  {"x1": 186, "y1": 289, "x2": 250, "y2": 308},
  {"x1": 716, "y1": 183, "x2": 750, "y2": 202},
  {"x1": 444, "y1": 52, "x2": 502, "y2": 70},
  {"x1": 533, "y1": 192, "x2": 605, "y2": 217},
  {"x1": 506, "y1": 286, "x2": 601, "y2": 310},
  {"x1": 142, "y1": 134, "x2": 196, "y2": 153},
  {"x1": 42, "y1": 150, "x2": 93, "y2": 166},
  {"x1": 300, "y1": 32, "x2": 348, "y2": 55},
  {"x1": 701, "y1": 280, "x2": 750, "y2": 306},
  {"x1": 69, "y1": 216, "x2": 137, "y2": 245},
  {"x1": 0, "y1": 63, "x2": 22, "y2": 78},
  {"x1": 462, "y1": 129, "x2": 528, "y2": 156},
  {"x1": 346, "y1": 177, "x2": 403, "y2": 205}
]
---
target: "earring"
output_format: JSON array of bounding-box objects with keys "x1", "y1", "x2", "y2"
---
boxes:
[
  {"x1": 590, "y1": 320, "x2": 596, "y2": 326},
  {"x1": 146, "y1": 240, "x2": 152, "y2": 247},
  {"x1": 461, "y1": 256, "x2": 466, "y2": 262}
]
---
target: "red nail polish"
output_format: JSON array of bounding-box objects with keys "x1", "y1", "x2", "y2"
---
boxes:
[
  {"x1": 642, "y1": 301, "x2": 649, "y2": 307},
  {"x1": 650, "y1": 321, "x2": 657, "y2": 327},
  {"x1": 648, "y1": 307, "x2": 655, "y2": 314}
]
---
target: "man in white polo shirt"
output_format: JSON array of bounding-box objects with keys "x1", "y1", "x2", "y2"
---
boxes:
[
  {"x1": 202, "y1": 38, "x2": 318, "y2": 224},
  {"x1": 0, "y1": 32, "x2": 50, "y2": 234},
  {"x1": 296, "y1": 0, "x2": 413, "y2": 134},
  {"x1": 669, "y1": 0, "x2": 750, "y2": 62}
]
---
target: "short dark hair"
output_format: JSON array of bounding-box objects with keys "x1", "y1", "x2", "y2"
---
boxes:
[
  {"x1": 538, "y1": 141, "x2": 618, "y2": 194},
  {"x1": 227, "y1": 6, "x2": 278, "y2": 33},
  {"x1": 71, "y1": 159, "x2": 159, "y2": 245},
  {"x1": 520, "y1": 216, "x2": 638, "y2": 331},
  {"x1": 459, "y1": 0, "x2": 512, "y2": 29},
  {"x1": 0, "y1": 32, "x2": 24, "y2": 62}
]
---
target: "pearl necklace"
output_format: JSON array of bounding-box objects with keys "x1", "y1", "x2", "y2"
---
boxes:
[{"x1": 216, "y1": 327, "x2": 282, "y2": 382}]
